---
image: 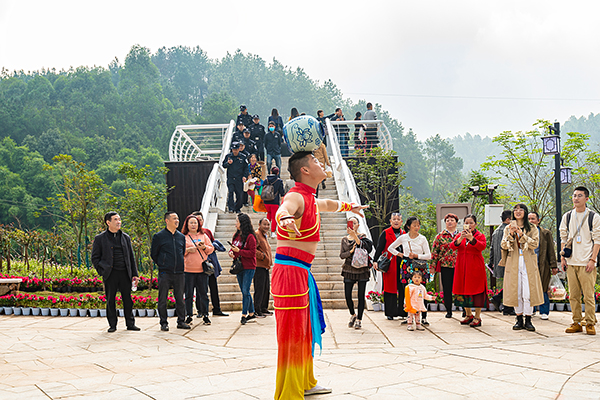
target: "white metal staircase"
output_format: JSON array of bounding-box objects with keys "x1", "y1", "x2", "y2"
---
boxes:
[{"x1": 168, "y1": 118, "x2": 394, "y2": 310}]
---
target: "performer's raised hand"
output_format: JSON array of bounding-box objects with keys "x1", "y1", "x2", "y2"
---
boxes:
[
  {"x1": 351, "y1": 204, "x2": 369, "y2": 218},
  {"x1": 279, "y1": 217, "x2": 301, "y2": 237}
]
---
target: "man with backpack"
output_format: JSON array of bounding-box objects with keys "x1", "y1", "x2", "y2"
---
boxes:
[
  {"x1": 262, "y1": 166, "x2": 285, "y2": 238},
  {"x1": 560, "y1": 186, "x2": 600, "y2": 335}
]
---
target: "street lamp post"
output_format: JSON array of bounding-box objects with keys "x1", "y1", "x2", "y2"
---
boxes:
[{"x1": 541, "y1": 122, "x2": 569, "y2": 260}]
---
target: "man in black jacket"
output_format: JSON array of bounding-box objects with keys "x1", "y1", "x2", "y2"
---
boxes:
[
  {"x1": 265, "y1": 121, "x2": 282, "y2": 173},
  {"x1": 151, "y1": 211, "x2": 190, "y2": 331},
  {"x1": 236, "y1": 104, "x2": 253, "y2": 130},
  {"x1": 92, "y1": 212, "x2": 140, "y2": 333},
  {"x1": 222, "y1": 142, "x2": 248, "y2": 213},
  {"x1": 249, "y1": 114, "x2": 265, "y2": 161}
]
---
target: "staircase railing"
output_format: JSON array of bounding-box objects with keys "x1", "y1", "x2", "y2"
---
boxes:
[
  {"x1": 168, "y1": 123, "x2": 233, "y2": 161},
  {"x1": 328, "y1": 120, "x2": 394, "y2": 151},
  {"x1": 198, "y1": 120, "x2": 236, "y2": 233}
]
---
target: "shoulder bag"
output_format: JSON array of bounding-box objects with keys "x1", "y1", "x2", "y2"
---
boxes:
[
  {"x1": 377, "y1": 253, "x2": 391, "y2": 273},
  {"x1": 188, "y1": 235, "x2": 214, "y2": 276},
  {"x1": 351, "y1": 240, "x2": 369, "y2": 268},
  {"x1": 230, "y1": 237, "x2": 246, "y2": 275}
]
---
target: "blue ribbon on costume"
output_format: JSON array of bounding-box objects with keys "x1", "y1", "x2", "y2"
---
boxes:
[{"x1": 275, "y1": 253, "x2": 326, "y2": 356}]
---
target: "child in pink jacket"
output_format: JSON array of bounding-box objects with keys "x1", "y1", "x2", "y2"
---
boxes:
[{"x1": 404, "y1": 271, "x2": 434, "y2": 331}]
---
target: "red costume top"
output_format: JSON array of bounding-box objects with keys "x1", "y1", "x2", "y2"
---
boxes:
[
  {"x1": 451, "y1": 229, "x2": 487, "y2": 295},
  {"x1": 382, "y1": 226, "x2": 405, "y2": 294},
  {"x1": 276, "y1": 182, "x2": 320, "y2": 242}
]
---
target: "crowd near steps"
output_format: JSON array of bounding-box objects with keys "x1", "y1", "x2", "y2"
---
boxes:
[{"x1": 212, "y1": 156, "x2": 360, "y2": 312}]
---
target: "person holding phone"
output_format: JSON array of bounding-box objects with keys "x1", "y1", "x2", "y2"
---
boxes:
[
  {"x1": 339, "y1": 217, "x2": 373, "y2": 329},
  {"x1": 501, "y1": 204, "x2": 542, "y2": 332},
  {"x1": 451, "y1": 214, "x2": 488, "y2": 327}
]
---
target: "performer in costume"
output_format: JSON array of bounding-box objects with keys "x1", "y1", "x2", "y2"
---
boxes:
[{"x1": 273, "y1": 151, "x2": 368, "y2": 399}]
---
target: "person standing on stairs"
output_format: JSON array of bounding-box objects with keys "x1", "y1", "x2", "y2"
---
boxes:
[
  {"x1": 222, "y1": 142, "x2": 248, "y2": 214},
  {"x1": 263, "y1": 166, "x2": 285, "y2": 239},
  {"x1": 273, "y1": 151, "x2": 368, "y2": 399},
  {"x1": 339, "y1": 216, "x2": 373, "y2": 330}
]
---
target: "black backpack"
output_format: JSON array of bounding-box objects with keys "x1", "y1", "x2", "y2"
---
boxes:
[
  {"x1": 261, "y1": 179, "x2": 276, "y2": 202},
  {"x1": 565, "y1": 210, "x2": 600, "y2": 266}
]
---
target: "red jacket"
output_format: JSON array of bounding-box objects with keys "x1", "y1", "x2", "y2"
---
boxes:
[
  {"x1": 382, "y1": 227, "x2": 405, "y2": 294},
  {"x1": 232, "y1": 233, "x2": 257, "y2": 270},
  {"x1": 451, "y1": 230, "x2": 487, "y2": 295}
]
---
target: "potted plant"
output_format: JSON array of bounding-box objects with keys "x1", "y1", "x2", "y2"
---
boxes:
[
  {"x1": 366, "y1": 291, "x2": 383, "y2": 311},
  {"x1": 167, "y1": 296, "x2": 176, "y2": 317},
  {"x1": 38, "y1": 296, "x2": 51, "y2": 316},
  {"x1": 0, "y1": 294, "x2": 15, "y2": 315},
  {"x1": 99, "y1": 295, "x2": 107, "y2": 317}
]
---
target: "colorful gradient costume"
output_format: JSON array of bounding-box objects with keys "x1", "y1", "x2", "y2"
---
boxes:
[{"x1": 273, "y1": 182, "x2": 327, "y2": 399}]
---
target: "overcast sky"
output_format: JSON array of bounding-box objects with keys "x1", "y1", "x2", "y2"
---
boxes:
[{"x1": 1, "y1": 0, "x2": 599, "y2": 140}]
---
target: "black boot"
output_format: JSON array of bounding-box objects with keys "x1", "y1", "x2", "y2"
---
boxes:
[
  {"x1": 513, "y1": 315, "x2": 524, "y2": 330},
  {"x1": 524, "y1": 315, "x2": 535, "y2": 332}
]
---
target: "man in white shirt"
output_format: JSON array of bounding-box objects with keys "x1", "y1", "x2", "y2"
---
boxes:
[{"x1": 560, "y1": 186, "x2": 600, "y2": 335}]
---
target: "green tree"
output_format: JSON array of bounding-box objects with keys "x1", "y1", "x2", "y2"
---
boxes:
[
  {"x1": 44, "y1": 155, "x2": 105, "y2": 270},
  {"x1": 423, "y1": 133, "x2": 463, "y2": 203},
  {"x1": 481, "y1": 120, "x2": 587, "y2": 222},
  {"x1": 347, "y1": 148, "x2": 405, "y2": 231},
  {"x1": 110, "y1": 163, "x2": 170, "y2": 280}
]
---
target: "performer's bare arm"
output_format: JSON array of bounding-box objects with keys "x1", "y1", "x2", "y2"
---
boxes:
[
  {"x1": 276, "y1": 192, "x2": 304, "y2": 236},
  {"x1": 316, "y1": 199, "x2": 369, "y2": 217}
]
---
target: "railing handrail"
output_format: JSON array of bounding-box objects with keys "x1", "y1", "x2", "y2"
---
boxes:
[
  {"x1": 328, "y1": 119, "x2": 393, "y2": 151},
  {"x1": 199, "y1": 120, "x2": 236, "y2": 233},
  {"x1": 168, "y1": 122, "x2": 233, "y2": 161}
]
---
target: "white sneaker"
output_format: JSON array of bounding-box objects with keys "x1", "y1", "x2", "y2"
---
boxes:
[
  {"x1": 407, "y1": 324, "x2": 415, "y2": 331},
  {"x1": 416, "y1": 324, "x2": 425, "y2": 331},
  {"x1": 541, "y1": 314, "x2": 549, "y2": 320},
  {"x1": 305, "y1": 384, "x2": 332, "y2": 396}
]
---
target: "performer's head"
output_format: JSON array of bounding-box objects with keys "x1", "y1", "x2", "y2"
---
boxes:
[{"x1": 288, "y1": 151, "x2": 327, "y2": 188}]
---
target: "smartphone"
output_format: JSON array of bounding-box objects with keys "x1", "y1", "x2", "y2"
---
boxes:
[
  {"x1": 510, "y1": 220, "x2": 517, "y2": 228},
  {"x1": 227, "y1": 241, "x2": 233, "y2": 246},
  {"x1": 347, "y1": 221, "x2": 354, "y2": 229}
]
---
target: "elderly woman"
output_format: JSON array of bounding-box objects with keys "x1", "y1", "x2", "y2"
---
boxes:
[
  {"x1": 387, "y1": 216, "x2": 432, "y2": 325},
  {"x1": 501, "y1": 203, "x2": 543, "y2": 332},
  {"x1": 451, "y1": 214, "x2": 488, "y2": 327},
  {"x1": 373, "y1": 213, "x2": 406, "y2": 320},
  {"x1": 430, "y1": 213, "x2": 459, "y2": 318},
  {"x1": 340, "y1": 216, "x2": 373, "y2": 329}
]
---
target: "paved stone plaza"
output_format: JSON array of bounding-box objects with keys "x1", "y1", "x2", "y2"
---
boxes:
[{"x1": 1, "y1": 310, "x2": 600, "y2": 399}]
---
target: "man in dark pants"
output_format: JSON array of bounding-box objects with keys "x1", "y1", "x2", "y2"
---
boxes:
[
  {"x1": 222, "y1": 142, "x2": 248, "y2": 213},
  {"x1": 490, "y1": 210, "x2": 516, "y2": 315},
  {"x1": 254, "y1": 218, "x2": 273, "y2": 317},
  {"x1": 151, "y1": 212, "x2": 190, "y2": 331},
  {"x1": 92, "y1": 212, "x2": 140, "y2": 333},
  {"x1": 249, "y1": 114, "x2": 265, "y2": 161}
]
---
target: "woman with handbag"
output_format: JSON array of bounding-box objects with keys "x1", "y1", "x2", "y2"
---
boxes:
[
  {"x1": 373, "y1": 213, "x2": 406, "y2": 320},
  {"x1": 228, "y1": 213, "x2": 258, "y2": 325},
  {"x1": 387, "y1": 216, "x2": 432, "y2": 325},
  {"x1": 451, "y1": 214, "x2": 488, "y2": 328},
  {"x1": 340, "y1": 216, "x2": 373, "y2": 329},
  {"x1": 430, "y1": 213, "x2": 460, "y2": 318},
  {"x1": 182, "y1": 215, "x2": 214, "y2": 326}
]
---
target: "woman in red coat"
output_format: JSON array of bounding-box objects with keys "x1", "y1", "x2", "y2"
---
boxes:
[{"x1": 451, "y1": 214, "x2": 488, "y2": 327}]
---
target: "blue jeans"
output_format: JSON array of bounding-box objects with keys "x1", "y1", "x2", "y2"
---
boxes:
[
  {"x1": 266, "y1": 154, "x2": 281, "y2": 174},
  {"x1": 236, "y1": 268, "x2": 255, "y2": 315},
  {"x1": 185, "y1": 272, "x2": 209, "y2": 317},
  {"x1": 339, "y1": 133, "x2": 349, "y2": 157},
  {"x1": 536, "y1": 292, "x2": 550, "y2": 315}
]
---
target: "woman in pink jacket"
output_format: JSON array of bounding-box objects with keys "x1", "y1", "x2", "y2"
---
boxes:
[{"x1": 182, "y1": 215, "x2": 214, "y2": 326}]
